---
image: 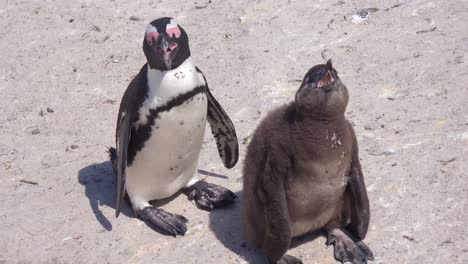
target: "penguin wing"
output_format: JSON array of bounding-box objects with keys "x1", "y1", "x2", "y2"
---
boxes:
[
  {"x1": 195, "y1": 67, "x2": 239, "y2": 169},
  {"x1": 114, "y1": 65, "x2": 148, "y2": 217},
  {"x1": 345, "y1": 125, "x2": 371, "y2": 240},
  {"x1": 115, "y1": 110, "x2": 132, "y2": 217}
]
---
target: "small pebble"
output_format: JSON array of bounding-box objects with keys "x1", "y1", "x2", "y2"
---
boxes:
[
  {"x1": 391, "y1": 163, "x2": 397, "y2": 166},
  {"x1": 91, "y1": 25, "x2": 101, "y2": 32},
  {"x1": 129, "y1": 16, "x2": 141, "y2": 21},
  {"x1": 39, "y1": 110, "x2": 44, "y2": 117},
  {"x1": 383, "y1": 148, "x2": 396, "y2": 156},
  {"x1": 402, "y1": 234, "x2": 416, "y2": 242},
  {"x1": 70, "y1": 145, "x2": 79, "y2": 149},
  {"x1": 32, "y1": 129, "x2": 40, "y2": 135},
  {"x1": 69, "y1": 18, "x2": 75, "y2": 23},
  {"x1": 103, "y1": 99, "x2": 116, "y2": 104},
  {"x1": 47, "y1": 107, "x2": 54, "y2": 113},
  {"x1": 351, "y1": 10, "x2": 369, "y2": 24}
]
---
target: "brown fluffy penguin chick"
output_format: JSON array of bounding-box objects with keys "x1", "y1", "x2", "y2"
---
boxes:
[{"x1": 242, "y1": 60, "x2": 374, "y2": 264}]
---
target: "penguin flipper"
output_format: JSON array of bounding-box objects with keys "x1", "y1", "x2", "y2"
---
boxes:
[
  {"x1": 195, "y1": 67, "x2": 239, "y2": 169},
  {"x1": 345, "y1": 126, "x2": 371, "y2": 240},
  {"x1": 257, "y1": 152, "x2": 293, "y2": 262},
  {"x1": 206, "y1": 87, "x2": 239, "y2": 168},
  {"x1": 115, "y1": 111, "x2": 133, "y2": 217}
]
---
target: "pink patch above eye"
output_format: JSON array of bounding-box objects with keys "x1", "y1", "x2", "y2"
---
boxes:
[
  {"x1": 146, "y1": 31, "x2": 159, "y2": 43},
  {"x1": 166, "y1": 26, "x2": 181, "y2": 38}
]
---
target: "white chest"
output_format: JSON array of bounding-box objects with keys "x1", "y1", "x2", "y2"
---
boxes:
[{"x1": 126, "y1": 57, "x2": 208, "y2": 200}]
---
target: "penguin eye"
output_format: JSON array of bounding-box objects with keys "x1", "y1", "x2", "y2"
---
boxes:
[
  {"x1": 166, "y1": 26, "x2": 181, "y2": 38},
  {"x1": 166, "y1": 19, "x2": 181, "y2": 38},
  {"x1": 306, "y1": 76, "x2": 316, "y2": 85},
  {"x1": 146, "y1": 32, "x2": 159, "y2": 45}
]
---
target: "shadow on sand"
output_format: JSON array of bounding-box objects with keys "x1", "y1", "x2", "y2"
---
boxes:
[
  {"x1": 209, "y1": 191, "x2": 326, "y2": 264},
  {"x1": 77, "y1": 161, "x2": 133, "y2": 231},
  {"x1": 77, "y1": 162, "x2": 233, "y2": 235},
  {"x1": 208, "y1": 191, "x2": 266, "y2": 263}
]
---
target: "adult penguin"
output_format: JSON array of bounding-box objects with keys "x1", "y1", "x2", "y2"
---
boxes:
[{"x1": 109, "y1": 17, "x2": 238, "y2": 236}]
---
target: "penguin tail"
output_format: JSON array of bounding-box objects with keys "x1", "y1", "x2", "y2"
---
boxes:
[
  {"x1": 107, "y1": 147, "x2": 117, "y2": 161},
  {"x1": 107, "y1": 147, "x2": 118, "y2": 177}
]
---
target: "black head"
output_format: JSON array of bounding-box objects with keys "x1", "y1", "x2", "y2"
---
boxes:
[
  {"x1": 143, "y1": 17, "x2": 190, "y2": 71},
  {"x1": 295, "y1": 60, "x2": 349, "y2": 118}
]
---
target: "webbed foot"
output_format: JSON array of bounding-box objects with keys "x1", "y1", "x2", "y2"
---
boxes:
[
  {"x1": 184, "y1": 181, "x2": 236, "y2": 210},
  {"x1": 327, "y1": 228, "x2": 374, "y2": 264},
  {"x1": 138, "y1": 206, "x2": 188, "y2": 237}
]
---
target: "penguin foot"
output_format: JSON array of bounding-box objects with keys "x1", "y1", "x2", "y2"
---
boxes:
[
  {"x1": 327, "y1": 228, "x2": 374, "y2": 264},
  {"x1": 269, "y1": 254, "x2": 303, "y2": 264},
  {"x1": 184, "y1": 181, "x2": 236, "y2": 210},
  {"x1": 138, "y1": 206, "x2": 188, "y2": 237}
]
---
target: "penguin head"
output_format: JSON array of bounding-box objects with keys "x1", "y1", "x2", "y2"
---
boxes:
[
  {"x1": 295, "y1": 60, "x2": 349, "y2": 117},
  {"x1": 143, "y1": 17, "x2": 190, "y2": 71}
]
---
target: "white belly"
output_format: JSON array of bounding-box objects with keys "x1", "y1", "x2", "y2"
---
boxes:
[{"x1": 126, "y1": 93, "x2": 207, "y2": 202}]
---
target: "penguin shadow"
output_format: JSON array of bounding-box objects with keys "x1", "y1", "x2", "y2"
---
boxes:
[
  {"x1": 208, "y1": 192, "x2": 325, "y2": 264},
  {"x1": 78, "y1": 161, "x2": 133, "y2": 231},
  {"x1": 77, "y1": 164, "x2": 229, "y2": 235},
  {"x1": 208, "y1": 191, "x2": 266, "y2": 264},
  {"x1": 198, "y1": 169, "x2": 229, "y2": 179}
]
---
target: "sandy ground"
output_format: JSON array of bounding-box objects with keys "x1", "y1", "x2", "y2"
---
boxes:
[{"x1": 1, "y1": 0, "x2": 467, "y2": 263}]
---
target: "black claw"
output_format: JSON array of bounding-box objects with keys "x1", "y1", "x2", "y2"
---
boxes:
[
  {"x1": 138, "y1": 206, "x2": 188, "y2": 236},
  {"x1": 184, "y1": 181, "x2": 236, "y2": 211},
  {"x1": 356, "y1": 241, "x2": 374, "y2": 260}
]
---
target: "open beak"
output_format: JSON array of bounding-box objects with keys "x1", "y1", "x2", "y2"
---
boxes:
[
  {"x1": 317, "y1": 71, "x2": 335, "y2": 88},
  {"x1": 317, "y1": 59, "x2": 335, "y2": 88},
  {"x1": 156, "y1": 35, "x2": 172, "y2": 70}
]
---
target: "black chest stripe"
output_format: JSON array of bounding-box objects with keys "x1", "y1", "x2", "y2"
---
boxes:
[{"x1": 127, "y1": 85, "x2": 206, "y2": 166}]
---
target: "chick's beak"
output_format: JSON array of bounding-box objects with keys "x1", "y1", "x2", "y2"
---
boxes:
[{"x1": 317, "y1": 71, "x2": 335, "y2": 88}]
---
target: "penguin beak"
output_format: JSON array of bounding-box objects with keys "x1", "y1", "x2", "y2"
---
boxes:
[
  {"x1": 317, "y1": 59, "x2": 335, "y2": 88},
  {"x1": 317, "y1": 71, "x2": 335, "y2": 88},
  {"x1": 156, "y1": 35, "x2": 173, "y2": 70}
]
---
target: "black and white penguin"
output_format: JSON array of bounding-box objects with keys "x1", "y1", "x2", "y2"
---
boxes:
[{"x1": 108, "y1": 17, "x2": 239, "y2": 236}]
